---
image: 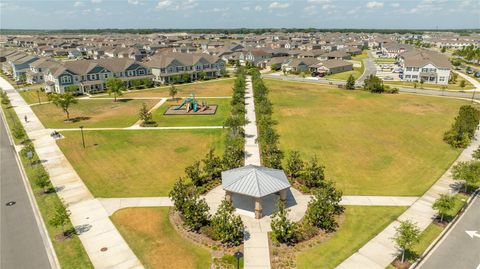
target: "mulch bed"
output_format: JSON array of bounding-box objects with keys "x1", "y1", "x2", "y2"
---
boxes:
[
  {"x1": 168, "y1": 210, "x2": 243, "y2": 268},
  {"x1": 270, "y1": 214, "x2": 346, "y2": 269}
]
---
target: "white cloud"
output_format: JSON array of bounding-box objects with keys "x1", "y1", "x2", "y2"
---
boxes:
[
  {"x1": 322, "y1": 4, "x2": 335, "y2": 10},
  {"x1": 91, "y1": 0, "x2": 102, "y2": 3},
  {"x1": 155, "y1": 0, "x2": 172, "y2": 10},
  {"x1": 366, "y1": 1, "x2": 384, "y2": 8},
  {"x1": 73, "y1": 1, "x2": 85, "y2": 7},
  {"x1": 347, "y1": 7, "x2": 360, "y2": 14},
  {"x1": 128, "y1": 0, "x2": 141, "y2": 4},
  {"x1": 254, "y1": 5, "x2": 262, "y2": 11},
  {"x1": 390, "y1": 2, "x2": 400, "y2": 8},
  {"x1": 212, "y1": 7, "x2": 230, "y2": 12},
  {"x1": 95, "y1": 7, "x2": 101, "y2": 12},
  {"x1": 242, "y1": 6, "x2": 250, "y2": 11},
  {"x1": 269, "y1": 2, "x2": 290, "y2": 9},
  {"x1": 307, "y1": 0, "x2": 331, "y2": 3}
]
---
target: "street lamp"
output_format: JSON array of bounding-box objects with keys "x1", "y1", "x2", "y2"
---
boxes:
[
  {"x1": 79, "y1": 126, "x2": 85, "y2": 148},
  {"x1": 234, "y1": 251, "x2": 243, "y2": 269},
  {"x1": 472, "y1": 87, "x2": 477, "y2": 103},
  {"x1": 36, "y1": 89, "x2": 41, "y2": 105}
]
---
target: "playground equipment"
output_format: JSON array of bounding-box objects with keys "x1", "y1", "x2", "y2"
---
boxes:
[{"x1": 174, "y1": 93, "x2": 209, "y2": 113}]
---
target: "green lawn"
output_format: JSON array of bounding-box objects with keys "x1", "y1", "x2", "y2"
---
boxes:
[
  {"x1": 19, "y1": 89, "x2": 50, "y2": 105},
  {"x1": 325, "y1": 61, "x2": 364, "y2": 81},
  {"x1": 121, "y1": 78, "x2": 234, "y2": 98},
  {"x1": 152, "y1": 98, "x2": 231, "y2": 126},
  {"x1": 385, "y1": 80, "x2": 475, "y2": 91},
  {"x1": 111, "y1": 207, "x2": 211, "y2": 269},
  {"x1": 375, "y1": 58, "x2": 397, "y2": 64},
  {"x1": 352, "y1": 50, "x2": 368, "y2": 61},
  {"x1": 32, "y1": 99, "x2": 158, "y2": 128},
  {"x1": 1, "y1": 103, "x2": 24, "y2": 144},
  {"x1": 297, "y1": 206, "x2": 407, "y2": 269},
  {"x1": 57, "y1": 129, "x2": 224, "y2": 197},
  {"x1": 267, "y1": 79, "x2": 466, "y2": 196}
]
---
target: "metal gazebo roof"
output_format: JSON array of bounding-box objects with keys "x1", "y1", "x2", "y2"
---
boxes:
[{"x1": 221, "y1": 165, "x2": 291, "y2": 198}]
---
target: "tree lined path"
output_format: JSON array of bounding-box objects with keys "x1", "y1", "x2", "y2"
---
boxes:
[{"x1": 0, "y1": 77, "x2": 144, "y2": 269}]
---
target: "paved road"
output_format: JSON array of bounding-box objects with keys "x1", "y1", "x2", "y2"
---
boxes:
[
  {"x1": 419, "y1": 194, "x2": 480, "y2": 269},
  {"x1": 0, "y1": 113, "x2": 52, "y2": 269},
  {"x1": 357, "y1": 50, "x2": 377, "y2": 84}
]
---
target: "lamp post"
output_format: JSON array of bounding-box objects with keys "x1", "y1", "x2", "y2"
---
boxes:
[
  {"x1": 472, "y1": 87, "x2": 477, "y2": 103},
  {"x1": 234, "y1": 251, "x2": 243, "y2": 269},
  {"x1": 36, "y1": 89, "x2": 41, "y2": 105},
  {"x1": 79, "y1": 126, "x2": 85, "y2": 148}
]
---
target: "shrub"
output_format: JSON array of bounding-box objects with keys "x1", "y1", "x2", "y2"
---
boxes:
[
  {"x1": 443, "y1": 105, "x2": 480, "y2": 148},
  {"x1": 34, "y1": 167, "x2": 51, "y2": 193},
  {"x1": 182, "y1": 194, "x2": 210, "y2": 231},
  {"x1": 285, "y1": 150, "x2": 304, "y2": 179},
  {"x1": 305, "y1": 181, "x2": 344, "y2": 231},
  {"x1": 302, "y1": 155, "x2": 325, "y2": 189},
  {"x1": 271, "y1": 200, "x2": 297, "y2": 244},
  {"x1": 210, "y1": 199, "x2": 244, "y2": 246}
]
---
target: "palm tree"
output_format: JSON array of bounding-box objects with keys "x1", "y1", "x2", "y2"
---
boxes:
[{"x1": 106, "y1": 77, "x2": 125, "y2": 102}]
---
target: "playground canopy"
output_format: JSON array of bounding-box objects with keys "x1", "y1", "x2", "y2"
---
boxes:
[{"x1": 221, "y1": 165, "x2": 291, "y2": 218}]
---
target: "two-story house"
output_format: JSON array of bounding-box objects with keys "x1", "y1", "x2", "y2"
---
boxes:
[
  {"x1": 146, "y1": 52, "x2": 225, "y2": 84},
  {"x1": 44, "y1": 58, "x2": 152, "y2": 93},
  {"x1": 400, "y1": 49, "x2": 451, "y2": 85}
]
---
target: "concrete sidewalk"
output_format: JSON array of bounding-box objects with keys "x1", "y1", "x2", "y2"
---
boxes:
[
  {"x1": 454, "y1": 70, "x2": 480, "y2": 91},
  {"x1": 336, "y1": 127, "x2": 480, "y2": 269},
  {"x1": 0, "y1": 77, "x2": 144, "y2": 269}
]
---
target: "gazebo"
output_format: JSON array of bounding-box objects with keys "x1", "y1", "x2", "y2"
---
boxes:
[{"x1": 221, "y1": 164, "x2": 291, "y2": 219}]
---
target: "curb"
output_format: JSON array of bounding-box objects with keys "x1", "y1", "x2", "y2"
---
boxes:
[
  {"x1": 411, "y1": 188, "x2": 480, "y2": 269},
  {"x1": 0, "y1": 105, "x2": 61, "y2": 269}
]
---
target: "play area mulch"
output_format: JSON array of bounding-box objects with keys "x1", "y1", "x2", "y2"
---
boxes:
[{"x1": 164, "y1": 104, "x2": 218, "y2": 115}]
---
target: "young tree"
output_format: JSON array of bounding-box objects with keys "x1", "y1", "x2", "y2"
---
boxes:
[
  {"x1": 138, "y1": 103, "x2": 153, "y2": 125},
  {"x1": 441, "y1": 47, "x2": 447, "y2": 53},
  {"x1": 169, "y1": 84, "x2": 178, "y2": 101},
  {"x1": 285, "y1": 150, "x2": 304, "y2": 179},
  {"x1": 452, "y1": 161, "x2": 480, "y2": 193},
  {"x1": 346, "y1": 74, "x2": 356, "y2": 90},
  {"x1": 220, "y1": 68, "x2": 229, "y2": 77},
  {"x1": 270, "y1": 199, "x2": 297, "y2": 244},
  {"x1": 210, "y1": 198, "x2": 244, "y2": 246},
  {"x1": 460, "y1": 80, "x2": 466, "y2": 90},
  {"x1": 181, "y1": 73, "x2": 191, "y2": 83},
  {"x1": 363, "y1": 74, "x2": 384, "y2": 93},
  {"x1": 305, "y1": 180, "x2": 343, "y2": 231},
  {"x1": 198, "y1": 71, "x2": 206, "y2": 81},
  {"x1": 169, "y1": 177, "x2": 192, "y2": 214},
  {"x1": 185, "y1": 160, "x2": 204, "y2": 186},
  {"x1": 106, "y1": 77, "x2": 125, "y2": 101},
  {"x1": 302, "y1": 155, "x2": 325, "y2": 188},
  {"x1": 182, "y1": 194, "x2": 210, "y2": 231},
  {"x1": 49, "y1": 203, "x2": 71, "y2": 236},
  {"x1": 392, "y1": 220, "x2": 421, "y2": 263},
  {"x1": 34, "y1": 168, "x2": 51, "y2": 193},
  {"x1": 432, "y1": 194, "x2": 455, "y2": 222},
  {"x1": 472, "y1": 146, "x2": 480, "y2": 160},
  {"x1": 1, "y1": 90, "x2": 10, "y2": 105},
  {"x1": 202, "y1": 148, "x2": 222, "y2": 180},
  {"x1": 50, "y1": 93, "x2": 78, "y2": 121},
  {"x1": 420, "y1": 79, "x2": 425, "y2": 88}
]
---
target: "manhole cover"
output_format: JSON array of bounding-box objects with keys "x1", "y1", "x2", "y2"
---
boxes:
[
  {"x1": 5, "y1": 201, "x2": 16, "y2": 206},
  {"x1": 100, "y1": 247, "x2": 108, "y2": 252}
]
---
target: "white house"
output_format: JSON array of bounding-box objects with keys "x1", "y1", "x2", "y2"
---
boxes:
[{"x1": 400, "y1": 50, "x2": 451, "y2": 85}]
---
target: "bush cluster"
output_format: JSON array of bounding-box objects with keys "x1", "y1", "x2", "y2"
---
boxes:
[
  {"x1": 129, "y1": 78, "x2": 153, "y2": 89},
  {"x1": 251, "y1": 69, "x2": 283, "y2": 168},
  {"x1": 444, "y1": 105, "x2": 480, "y2": 148},
  {"x1": 363, "y1": 74, "x2": 399, "y2": 94}
]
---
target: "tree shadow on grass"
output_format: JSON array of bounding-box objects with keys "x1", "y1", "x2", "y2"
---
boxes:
[
  {"x1": 117, "y1": 98, "x2": 133, "y2": 103},
  {"x1": 65, "y1": 116, "x2": 91, "y2": 123}
]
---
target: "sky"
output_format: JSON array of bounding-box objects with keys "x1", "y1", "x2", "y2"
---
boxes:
[{"x1": 0, "y1": 0, "x2": 479, "y2": 30}]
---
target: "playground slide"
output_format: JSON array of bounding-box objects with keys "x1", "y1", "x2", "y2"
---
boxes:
[{"x1": 174, "y1": 100, "x2": 187, "y2": 110}]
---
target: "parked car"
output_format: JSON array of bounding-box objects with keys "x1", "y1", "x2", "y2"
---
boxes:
[
  {"x1": 475, "y1": 72, "x2": 480, "y2": 78},
  {"x1": 383, "y1": 76, "x2": 394, "y2": 80},
  {"x1": 467, "y1": 70, "x2": 474, "y2": 74}
]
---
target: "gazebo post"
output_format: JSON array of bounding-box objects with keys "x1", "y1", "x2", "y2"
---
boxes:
[
  {"x1": 225, "y1": 191, "x2": 233, "y2": 202},
  {"x1": 279, "y1": 189, "x2": 287, "y2": 204},
  {"x1": 255, "y1": 198, "x2": 262, "y2": 219}
]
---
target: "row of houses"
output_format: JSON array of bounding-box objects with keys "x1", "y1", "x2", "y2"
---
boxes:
[{"x1": 0, "y1": 49, "x2": 226, "y2": 93}]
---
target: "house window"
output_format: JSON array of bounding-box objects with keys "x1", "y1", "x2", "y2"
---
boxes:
[
  {"x1": 405, "y1": 75, "x2": 411, "y2": 79},
  {"x1": 406, "y1": 67, "x2": 412, "y2": 71},
  {"x1": 104, "y1": 74, "x2": 108, "y2": 78},
  {"x1": 439, "y1": 77, "x2": 445, "y2": 82},
  {"x1": 138, "y1": 69, "x2": 145, "y2": 75},
  {"x1": 60, "y1": 76, "x2": 71, "y2": 84},
  {"x1": 412, "y1": 75, "x2": 418, "y2": 79}
]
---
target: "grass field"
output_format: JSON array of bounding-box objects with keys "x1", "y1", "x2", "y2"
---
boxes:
[
  {"x1": 266, "y1": 79, "x2": 466, "y2": 196},
  {"x1": 375, "y1": 58, "x2": 397, "y2": 64},
  {"x1": 57, "y1": 129, "x2": 224, "y2": 197},
  {"x1": 121, "y1": 78, "x2": 234, "y2": 98},
  {"x1": 32, "y1": 99, "x2": 158, "y2": 128},
  {"x1": 19, "y1": 89, "x2": 50, "y2": 104},
  {"x1": 152, "y1": 98, "x2": 231, "y2": 126},
  {"x1": 325, "y1": 61, "x2": 364, "y2": 81},
  {"x1": 111, "y1": 207, "x2": 211, "y2": 269},
  {"x1": 352, "y1": 50, "x2": 368, "y2": 61},
  {"x1": 384, "y1": 79, "x2": 475, "y2": 91},
  {"x1": 297, "y1": 206, "x2": 407, "y2": 269}
]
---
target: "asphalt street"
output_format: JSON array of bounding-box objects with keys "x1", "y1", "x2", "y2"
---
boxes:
[
  {"x1": 419, "y1": 194, "x2": 480, "y2": 269},
  {"x1": 356, "y1": 50, "x2": 377, "y2": 84},
  {"x1": 0, "y1": 113, "x2": 52, "y2": 269}
]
